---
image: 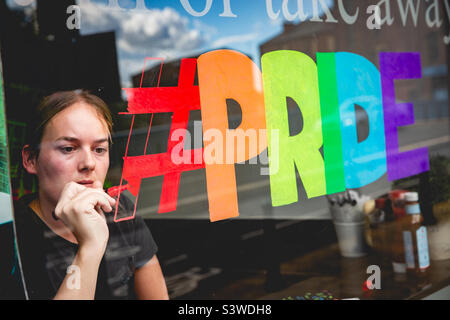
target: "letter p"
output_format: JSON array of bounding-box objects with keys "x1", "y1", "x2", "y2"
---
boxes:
[{"x1": 198, "y1": 50, "x2": 267, "y2": 222}]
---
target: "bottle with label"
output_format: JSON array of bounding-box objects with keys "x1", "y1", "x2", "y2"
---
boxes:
[
  {"x1": 389, "y1": 190, "x2": 408, "y2": 219},
  {"x1": 386, "y1": 196, "x2": 407, "y2": 276},
  {"x1": 401, "y1": 192, "x2": 430, "y2": 276},
  {"x1": 391, "y1": 220, "x2": 407, "y2": 276}
]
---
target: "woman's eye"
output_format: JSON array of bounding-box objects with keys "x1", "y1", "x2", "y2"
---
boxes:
[
  {"x1": 60, "y1": 146, "x2": 75, "y2": 153},
  {"x1": 95, "y1": 147, "x2": 108, "y2": 154}
]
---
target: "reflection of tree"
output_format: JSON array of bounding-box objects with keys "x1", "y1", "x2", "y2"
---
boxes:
[
  {"x1": 393, "y1": 155, "x2": 450, "y2": 206},
  {"x1": 392, "y1": 155, "x2": 450, "y2": 226},
  {"x1": 428, "y1": 156, "x2": 450, "y2": 205}
]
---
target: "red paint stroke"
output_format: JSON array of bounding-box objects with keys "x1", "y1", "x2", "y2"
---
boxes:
[
  {"x1": 107, "y1": 184, "x2": 129, "y2": 198},
  {"x1": 110, "y1": 58, "x2": 205, "y2": 222},
  {"x1": 110, "y1": 57, "x2": 164, "y2": 222}
]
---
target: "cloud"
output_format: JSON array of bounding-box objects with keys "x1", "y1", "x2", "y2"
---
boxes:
[
  {"x1": 211, "y1": 33, "x2": 258, "y2": 48},
  {"x1": 78, "y1": 0, "x2": 210, "y2": 87},
  {"x1": 78, "y1": 1, "x2": 207, "y2": 56}
]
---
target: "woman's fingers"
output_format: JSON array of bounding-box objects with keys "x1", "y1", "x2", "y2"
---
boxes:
[
  {"x1": 54, "y1": 182, "x2": 112, "y2": 251},
  {"x1": 55, "y1": 181, "x2": 116, "y2": 220},
  {"x1": 55, "y1": 182, "x2": 87, "y2": 218},
  {"x1": 80, "y1": 192, "x2": 114, "y2": 214},
  {"x1": 92, "y1": 180, "x2": 117, "y2": 212},
  {"x1": 63, "y1": 181, "x2": 87, "y2": 201},
  {"x1": 94, "y1": 205, "x2": 108, "y2": 220},
  {"x1": 72, "y1": 187, "x2": 116, "y2": 209}
]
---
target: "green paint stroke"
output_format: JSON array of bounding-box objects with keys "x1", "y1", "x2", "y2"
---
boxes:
[
  {"x1": 316, "y1": 52, "x2": 345, "y2": 195},
  {"x1": 0, "y1": 61, "x2": 11, "y2": 195},
  {"x1": 262, "y1": 50, "x2": 326, "y2": 207}
]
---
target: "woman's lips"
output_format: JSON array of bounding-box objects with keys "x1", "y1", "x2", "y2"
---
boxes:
[{"x1": 77, "y1": 180, "x2": 94, "y2": 187}]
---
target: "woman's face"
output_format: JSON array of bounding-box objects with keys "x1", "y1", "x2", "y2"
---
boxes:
[{"x1": 31, "y1": 102, "x2": 110, "y2": 205}]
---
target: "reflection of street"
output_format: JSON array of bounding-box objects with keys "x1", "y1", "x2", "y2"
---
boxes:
[
  {"x1": 125, "y1": 118, "x2": 449, "y2": 220},
  {"x1": 165, "y1": 267, "x2": 222, "y2": 299},
  {"x1": 398, "y1": 119, "x2": 449, "y2": 154}
]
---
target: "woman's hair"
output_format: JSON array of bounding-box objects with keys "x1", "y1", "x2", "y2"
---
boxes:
[{"x1": 26, "y1": 90, "x2": 113, "y2": 159}]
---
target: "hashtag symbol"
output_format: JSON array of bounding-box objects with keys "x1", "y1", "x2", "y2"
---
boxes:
[{"x1": 112, "y1": 58, "x2": 205, "y2": 222}]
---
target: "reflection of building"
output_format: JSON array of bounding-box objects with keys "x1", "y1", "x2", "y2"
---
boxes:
[
  {"x1": 131, "y1": 55, "x2": 199, "y2": 88},
  {"x1": 0, "y1": 0, "x2": 122, "y2": 195},
  {"x1": 0, "y1": 0, "x2": 122, "y2": 111},
  {"x1": 260, "y1": 0, "x2": 448, "y2": 119},
  {"x1": 37, "y1": 0, "x2": 79, "y2": 42},
  {"x1": 129, "y1": 55, "x2": 201, "y2": 129},
  {"x1": 129, "y1": 50, "x2": 252, "y2": 128},
  {"x1": 131, "y1": 50, "x2": 253, "y2": 88}
]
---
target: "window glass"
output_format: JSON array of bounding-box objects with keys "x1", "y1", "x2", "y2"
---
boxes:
[{"x1": 1, "y1": 0, "x2": 449, "y2": 300}]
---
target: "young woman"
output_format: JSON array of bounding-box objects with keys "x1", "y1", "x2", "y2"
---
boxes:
[{"x1": 15, "y1": 90, "x2": 169, "y2": 299}]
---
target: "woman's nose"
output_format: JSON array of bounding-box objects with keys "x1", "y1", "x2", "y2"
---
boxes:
[{"x1": 78, "y1": 148, "x2": 96, "y2": 171}]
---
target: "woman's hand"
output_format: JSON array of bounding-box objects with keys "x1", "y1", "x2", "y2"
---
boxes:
[{"x1": 54, "y1": 181, "x2": 116, "y2": 254}]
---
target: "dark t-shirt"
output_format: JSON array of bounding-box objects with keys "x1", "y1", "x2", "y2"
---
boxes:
[{"x1": 13, "y1": 193, "x2": 158, "y2": 300}]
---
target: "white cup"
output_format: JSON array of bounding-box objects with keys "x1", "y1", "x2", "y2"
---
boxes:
[{"x1": 333, "y1": 220, "x2": 368, "y2": 258}]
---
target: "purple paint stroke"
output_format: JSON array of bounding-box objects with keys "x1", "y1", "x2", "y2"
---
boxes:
[{"x1": 380, "y1": 52, "x2": 429, "y2": 181}]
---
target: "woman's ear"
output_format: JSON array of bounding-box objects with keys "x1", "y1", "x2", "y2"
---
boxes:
[{"x1": 22, "y1": 145, "x2": 37, "y2": 175}]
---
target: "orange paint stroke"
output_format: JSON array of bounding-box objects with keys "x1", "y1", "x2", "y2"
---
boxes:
[{"x1": 198, "y1": 50, "x2": 267, "y2": 222}]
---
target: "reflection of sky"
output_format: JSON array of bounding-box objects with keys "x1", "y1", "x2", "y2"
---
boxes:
[
  {"x1": 8, "y1": 0, "x2": 333, "y2": 88},
  {"x1": 80, "y1": 0, "x2": 333, "y2": 88}
]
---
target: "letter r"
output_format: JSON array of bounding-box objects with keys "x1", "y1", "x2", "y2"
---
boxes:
[{"x1": 261, "y1": 50, "x2": 326, "y2": 207}]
